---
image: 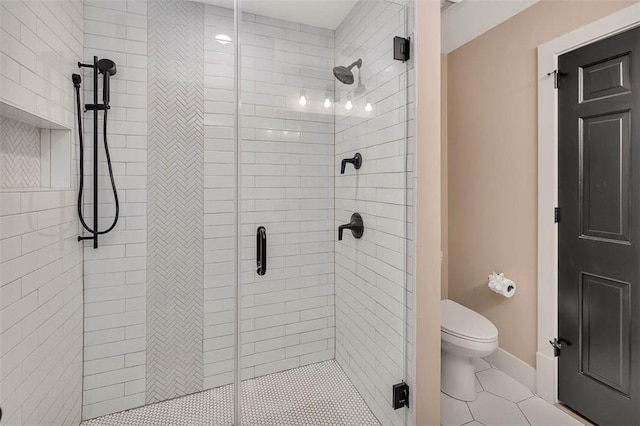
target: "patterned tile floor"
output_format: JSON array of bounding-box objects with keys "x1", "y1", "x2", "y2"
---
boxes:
[
  {"x1": 82, "y1": 360, "x2": 380, "y2": 426},
  {"x1": 441, "y1": 358, "x2": 586, "y2": 426}
]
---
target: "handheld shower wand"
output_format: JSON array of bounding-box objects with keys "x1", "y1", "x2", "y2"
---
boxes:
[
  {"x1": 74, "y1": 57, "x2": 120, "y2": 248},
  {"x1": 97, "y1": 58, "x2": 116, "y2": 106}
]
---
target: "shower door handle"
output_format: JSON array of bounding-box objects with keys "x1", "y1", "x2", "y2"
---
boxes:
[{"x1": 257, "y1": 226, "x2": 267, "y2": 276}]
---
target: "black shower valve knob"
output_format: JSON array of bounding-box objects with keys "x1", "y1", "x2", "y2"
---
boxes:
[
  {"x1": 338, "y1": 213, "x2": 364, "y2": 241},
  {"x1": 341, "y1": 153, "x2": 362, "y2": 174}
]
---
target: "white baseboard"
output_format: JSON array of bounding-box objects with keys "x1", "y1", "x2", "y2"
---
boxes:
[
  {"x1": 485, "y1": 347, "x2": 537, "y2": 394},
  {"x1": 536, "y1": 350, "x2": 557, "y2": 404}
]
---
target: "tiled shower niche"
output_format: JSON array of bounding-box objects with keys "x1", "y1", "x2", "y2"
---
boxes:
[
  {"x1": 1, "y1": 116, "x2": 41, "y2": 188},
  {"x1": 0, "y1": 111, "x2": 72, "y2": 190}
]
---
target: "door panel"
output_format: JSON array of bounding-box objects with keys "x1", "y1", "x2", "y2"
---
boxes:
[
  {"x1": 558, "y1": 26, "x2": 640, "y2": 425},
  {"x1": 580, "y1": 53, "x2": 631, "y2": 102},
  {"x1": 580, "y1": 111, "x2": 631, "y2": 242},
  {"x1": 580, "y1": 273, "x2": 630, "y2": 395}
]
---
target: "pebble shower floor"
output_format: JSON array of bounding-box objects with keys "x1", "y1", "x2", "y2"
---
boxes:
[{"x1": 82, "y1": 360, "x2": 381, "y2": 425}]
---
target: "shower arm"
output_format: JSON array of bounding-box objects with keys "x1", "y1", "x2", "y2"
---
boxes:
[{"x1": 347, "y1": 59, "x2": 363, "y2": 71}]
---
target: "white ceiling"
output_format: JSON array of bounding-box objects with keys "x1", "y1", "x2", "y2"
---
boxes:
[{"x1": 200, "y1": 0, "x2": 359, "y2": 30}]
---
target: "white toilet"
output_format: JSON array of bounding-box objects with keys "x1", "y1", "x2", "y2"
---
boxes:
[{"x1": 441, "y1": 299, "x2": 499, "y2": 401}]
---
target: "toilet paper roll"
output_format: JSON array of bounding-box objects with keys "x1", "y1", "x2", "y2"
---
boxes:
[{"x1": 488, "y1": 272, "x2": 516, "y2": 298}]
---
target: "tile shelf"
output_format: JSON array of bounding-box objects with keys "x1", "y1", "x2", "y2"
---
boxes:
[{"x1": 0, "y1": 99, "x2": 71, "y2": 130}]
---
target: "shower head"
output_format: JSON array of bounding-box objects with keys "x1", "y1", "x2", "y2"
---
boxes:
[
  {"x1": 333, "y1": 66, "x2": 355, "y2": 85},
  {"x1": 97, "y1": 58, "x2": 117, "y2": 76},
  {"x1": 333, "y1": 58, "x2": 362, "y2": 85}
]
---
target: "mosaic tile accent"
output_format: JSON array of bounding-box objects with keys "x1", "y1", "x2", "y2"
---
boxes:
[
  {"x1": 81, "y1": 360, "x2": 380, "y2": 426},
  {"x1": 0, "y1": 116, "x2": 41, "y2": 188},
  {"x1": 147, "y1": 0, "x2": 205, "y2": 404}
]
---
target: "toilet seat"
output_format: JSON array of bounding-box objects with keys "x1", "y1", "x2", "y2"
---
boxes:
[{"x1": 441, "y1": 299, "x2": 498, "y2": 343}]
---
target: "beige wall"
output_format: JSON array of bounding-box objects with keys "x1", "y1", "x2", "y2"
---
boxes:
[
  {"x1": 447, "y1": 0, "x2": 637, "y2": 367},
  {"x1": 441, "y1": 53, "x2": 449, "y2": 300},
  {"x1": 415, "y1": 0, "x2": 441, "y2": 424}
]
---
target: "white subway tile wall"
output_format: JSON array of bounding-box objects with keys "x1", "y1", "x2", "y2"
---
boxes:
[
  {"x1": 81, "y1": 0, "x2": 148, "y2": 419},
  {"x1": 0, "y1": 0, "x2": 84, "y2": 424},
  {"x1": 333, "y1": 1, "x2": 414, "y2": 425},
  {"x1": 202, "y1": 4, "x2": 237, "y2": 391},
  {"x1": 0, "y1": 0, "x2": 82, "y2": 126},
  {"x1": 238, "y1": 8, "x2": 336, "y2": 382},
  {"x1": 203, "y1": 5, "x2": 336, "y2": 388}
]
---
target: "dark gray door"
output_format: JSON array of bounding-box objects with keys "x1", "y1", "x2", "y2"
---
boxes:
[{"x1": 558, "y1": 26, "x2": 640, "y2": 425}]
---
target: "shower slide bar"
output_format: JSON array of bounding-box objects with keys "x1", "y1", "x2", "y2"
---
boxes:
[{"x1": 74, "y1": 56, "x2": 120, "y2": 249}]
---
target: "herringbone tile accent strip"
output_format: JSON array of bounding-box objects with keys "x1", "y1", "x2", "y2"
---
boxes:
[
  {"x1": 0, "y1": 116, "x2": 41, "y2": 188},
  {"x1": 147, "y1": 0, "x2": 205, "y2": 404}
]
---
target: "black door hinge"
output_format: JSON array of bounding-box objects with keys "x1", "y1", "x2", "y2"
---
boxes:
[
  {"x1": 554, "y1": 207, "x2": 561, "y2": 223},
  {"x1": 393, "y1": 381, "x2": 410, "y2": 409},
  {"x1": 394, "y1": 37, "x2": 410, "y2": 62},
  {"x1": 550, "y1": 338, "x2": 571, "y2": 357},
  {"x1": 547, "y1": 69, "x2": 566, "y2": 89}
]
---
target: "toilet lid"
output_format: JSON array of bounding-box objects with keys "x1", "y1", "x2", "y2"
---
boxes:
[{"x1": 441, "y1": 299, "x2": 498, "y2": 342}]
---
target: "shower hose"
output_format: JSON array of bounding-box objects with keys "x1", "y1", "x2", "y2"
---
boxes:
[{"x1": 73, "y1": 77, "x2": 120, "y2": 235}]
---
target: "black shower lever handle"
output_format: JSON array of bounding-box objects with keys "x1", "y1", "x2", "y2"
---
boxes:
[
  {"x1": 340, "y1": 153, "x2": 362, "y2": 174},
  {"x1": 338, "y1": 213, "x2": 364, "y2": 241}
]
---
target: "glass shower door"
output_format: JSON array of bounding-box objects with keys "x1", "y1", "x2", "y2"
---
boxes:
[
  {"x1": 237, "y1": 1, "x2": 411, "y2": 425},
  {"x1": 333, "y1": 2, "x2": 410, "y2": 425},
  {"x1": 237, "y1": 5, "x2": 338, "y2": 422},
  {"x1": 146, "y1": 2, "x2": 412, "y2": 422}
]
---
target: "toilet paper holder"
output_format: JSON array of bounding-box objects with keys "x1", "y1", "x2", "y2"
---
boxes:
[{"x1": 488, "y1": 272, "x2": 516, "y2": 297}]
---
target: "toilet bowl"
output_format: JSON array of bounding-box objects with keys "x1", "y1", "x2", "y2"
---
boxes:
[{"x1": 441, "y1": 299, "x2": 498, "y2": 401}]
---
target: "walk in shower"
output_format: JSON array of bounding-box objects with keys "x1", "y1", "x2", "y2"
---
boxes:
[{"x1": 78, "y1": 0, "x2": 415, "y2": 424}]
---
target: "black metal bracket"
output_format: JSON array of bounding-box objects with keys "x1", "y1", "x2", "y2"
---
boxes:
[
  {"x1": 394, "y1": 36, "x2": 410, "y2": 62},
  {"x1": 393, "y1": 382, "x2": 410, "y2": 409},
  {"x1": 554, "y1": 207, "x2": 561, "y2": 223},
  {"x1": 85, "y1": 103, "x2": 110, "y2": 111}
]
